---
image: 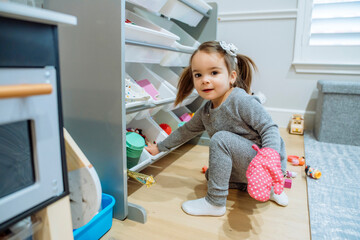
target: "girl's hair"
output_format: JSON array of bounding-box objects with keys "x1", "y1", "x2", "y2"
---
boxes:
[{"x1": 175, "y1": 40, "x2": 257, "y2": 106}]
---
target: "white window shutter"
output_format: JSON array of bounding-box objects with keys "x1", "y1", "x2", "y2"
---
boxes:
[
  {"x1": 309, "y1": 0, "x2": 360, "y2": 46},
  {"x1": 292, "y1": 0, "x2": 360, "y2": 74}
]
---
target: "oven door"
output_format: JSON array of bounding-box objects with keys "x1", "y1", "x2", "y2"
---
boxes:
[{"x1": 0, "y1": 67, "x2": 65, "y2": 227}]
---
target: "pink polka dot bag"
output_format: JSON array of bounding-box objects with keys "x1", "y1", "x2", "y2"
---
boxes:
[{"x1": 246, "y1": 145, "x2": 284, "y2": 202}]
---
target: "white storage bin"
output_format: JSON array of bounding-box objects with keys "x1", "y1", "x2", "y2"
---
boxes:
[
  {"x1": 181, "y1": 91, "x2": 198, "y2": 106},
  {"x1": 126, "y1": 112, "x2": 139, "y2": 124},
  {"x1": 126, "y1": 62, "x2": 176, "y2": 105},
  {"x1": 125, "y1": 9, "x2": 179, "y2": 46},
  {"x1": 125, "y1": 74, "x2": 153, "y2": 109},
  {"x1": 160, "y1": 0, "x2": 212, "y2": 27},
  {"x1": 134, "y1": 105, "x2": 163, "y2": 121},
  {"x1": 133, "y1": 7, "x2": 200, "y2": 66},
  {"x1": 188, "y1": 0, "x2": 213, "y2": 14},
  {"x1": 145, "y1": 64, "x2": 198, "y2": 107},
  {"x1": 170, "y1": 66, "x2": 184, "y2": 75},
  {"x1": 127, "y1": 117, "x2": 168, "y2": 159},
  {"x1": 125, "y1": 44, "x2": 167, "y2": 64},
  {"x1": 125, "y1": 9, "x2": 180, "y2": 63},
  {"x1": 128, "y1": 149, "x2": 151, "y2": 172},
  {"x1": 144, "y1": 64, "x2": 178, "y2": 92},
  {"x1": 126, "y1": 0, "x2": 168, "y2": 13},
  {"x1": 152, "y1": 109, "x2": 181, "y2": 135}
]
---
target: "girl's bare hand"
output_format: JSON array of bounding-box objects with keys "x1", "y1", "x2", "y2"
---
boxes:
[{"x1": 144, "y1": 142, "x2": 160, "y2": 156}]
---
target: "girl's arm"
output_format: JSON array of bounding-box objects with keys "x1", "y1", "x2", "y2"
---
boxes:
[
  {"x1": 156, "y1": 108, "x2": 206, "y2": 152},
  {"x1": 240, "y1": 96, "x2": 281, "y2": 152}
]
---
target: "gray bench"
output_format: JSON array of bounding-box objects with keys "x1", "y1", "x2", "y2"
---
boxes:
[{"x1": 314, "y1": 80, "x2": 360, "y2": 146}]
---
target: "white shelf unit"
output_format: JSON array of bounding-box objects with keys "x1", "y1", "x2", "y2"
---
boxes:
[{"x1": 44, "y1": 0, "x2": 217, "y2": 223}]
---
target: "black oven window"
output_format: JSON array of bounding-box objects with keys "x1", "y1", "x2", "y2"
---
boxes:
[{"x1": 0, "y1": 120, "x2": 35, "y2": 198}]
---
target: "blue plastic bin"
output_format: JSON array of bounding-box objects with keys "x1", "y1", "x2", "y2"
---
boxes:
[{"x1": 73, "y1": 193, "x2": 115, "y2": 240}]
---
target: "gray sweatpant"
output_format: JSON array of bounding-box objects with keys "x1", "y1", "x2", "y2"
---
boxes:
[{"x1": 205, "y1": 131, "x2": 258, "y2": 207}]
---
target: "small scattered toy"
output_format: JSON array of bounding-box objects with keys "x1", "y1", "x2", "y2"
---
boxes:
[
  {"x1": 284, "y1": 179, "x2": 292, "y2": 188},
  {"x1": 286, "y1": 170, "x2": 297, "y2": 178},
  {"x1": 202, "y1": 165, "x2": 208, "y2": 173},
  {"x1": 289, "y1": 114, "x2": 304, "y2": 135},
  {"x1": 287, "y1": 155, "x2": 299, "y2": 162},
  {"x1": 305, "y1": 165, "x2": 321, "y2": 179},
  {"x1": 287, "y1": 155, "x2": 305, "y2": 166},
  {"x1": 292, "y1": 156, "x2": 305, "y2": 166},
  {"x1": 127, "y1": 170, "x2": 155, "y2": 188}
]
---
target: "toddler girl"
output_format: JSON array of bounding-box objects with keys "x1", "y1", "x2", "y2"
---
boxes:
[{"x1": 145, "y1": 40, "x2": 288, "y2": 216}]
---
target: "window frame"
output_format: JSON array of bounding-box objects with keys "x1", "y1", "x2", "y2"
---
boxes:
[{"x1": 292, "y1": 0, "x2": 360, "y2": 75}]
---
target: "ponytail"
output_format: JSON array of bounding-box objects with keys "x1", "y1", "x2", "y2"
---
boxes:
[
  {"x1": 233, "y1": 54, "x2": 257, "y2": 94},
  {"x1": 174, "y1": 66, "x2": 194, "y2": 106}
]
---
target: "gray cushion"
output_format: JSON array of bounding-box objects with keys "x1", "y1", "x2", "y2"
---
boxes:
[{"x1": 317, "y1": 80, "x2": 360, "y2": 95}]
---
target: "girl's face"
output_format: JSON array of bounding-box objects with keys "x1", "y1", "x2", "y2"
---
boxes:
[{"x1": 191, "y1": 51, "x2": 236, "y2": 108}]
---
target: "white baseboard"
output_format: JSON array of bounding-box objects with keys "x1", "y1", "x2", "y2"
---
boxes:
[{"x1": 265, "y1": 107, "x2": 316, "y2": 130}]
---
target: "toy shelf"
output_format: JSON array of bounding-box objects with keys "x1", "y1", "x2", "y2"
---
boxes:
[{"x1": 45, "y1": 0, "x2": 218, "y2": 224}]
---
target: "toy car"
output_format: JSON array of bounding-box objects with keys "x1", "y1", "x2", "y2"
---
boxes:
[{"x1": 289, "y1": 114, "x2": 304, "y2": 135}]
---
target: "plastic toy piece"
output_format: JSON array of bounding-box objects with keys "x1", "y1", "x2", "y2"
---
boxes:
[
  {"x1": 159, "y1": 123, "x2": 172, "y2": 135},
  {"x1": 202, "y1": 165, "x2": 208, "y2": 173},
  {"x1": 179, "y1": 113, "x2": 193, "y2": 122},
  {"x1": 127, "y1": 170, "x2": 156, "y2": 187},
  {"x1": 287, "y1": 155, "x2": 299, "y2": 162},
  {"x1": 305, "y1": 165, "x2": 321, "y2": 179},
  {"x1": 284, "y1": 179, "x2": 292, "y2": 188},
  {"x1": 286, "y1": 171, "x2": 297, "y2": 178},
  {"x1": 292, "y1": 157, "x2": 305, "y2": 166},
  {"x1": 135, "y1": 79, "x2": 159, "y2": 100},
  {"x1": 289, "y1": 114, "x2": 304, "y2": 135}
]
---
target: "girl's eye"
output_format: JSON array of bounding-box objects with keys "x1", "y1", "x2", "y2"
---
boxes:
[
  {"x1": 211, "y1": 71, "x2": 218, "y2": 75},
  {"x1": 194, "y1": 73, "x2": 201, "y2": 78}
]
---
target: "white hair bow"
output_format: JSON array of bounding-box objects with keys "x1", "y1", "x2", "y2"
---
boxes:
[{"x1": 219, "y1": 41, "x2": 238, "y2": 63}]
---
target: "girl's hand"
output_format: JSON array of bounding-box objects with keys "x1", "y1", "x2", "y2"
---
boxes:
[{"x1": 144, "y1": 142, "x2": 160, "y2": 156}]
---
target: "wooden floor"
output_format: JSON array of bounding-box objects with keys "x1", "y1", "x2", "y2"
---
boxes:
[{"x1": 102, "y1": 129, "x2": 310, "y2": 239}]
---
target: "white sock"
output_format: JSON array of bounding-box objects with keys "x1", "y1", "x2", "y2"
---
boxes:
[
  {"x1": 181, "y1": 197, "x2": 226, "y2": 216},
  {"x1": 270, "y1": 187, "x2": 289, "y2": 206}
]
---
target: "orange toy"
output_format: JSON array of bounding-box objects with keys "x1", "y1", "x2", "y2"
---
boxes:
[
  {"x1": 287, "y1": 155, "x2": 305, "y2": 166},
  {"x1": 202, "y1": 166, "x2": 208, "y2": 173},
  {"x1": 287, "y1": 155, "x2": 299, "y2": 162}
]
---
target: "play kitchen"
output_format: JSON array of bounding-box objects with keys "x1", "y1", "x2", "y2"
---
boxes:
[
  {"x1": 0, "y1": 3, "x2": 76, "y2": 237},
  {"x1": 0, "y1": 67, "x2": 67, "y2": 230}
]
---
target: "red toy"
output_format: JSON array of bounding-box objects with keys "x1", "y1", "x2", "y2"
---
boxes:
[
  {"x1": 159, "y1": 123, "x2": 172, "y2": 135},
  {"x1": 202, "y1": 166, "x2": 208, "y2": 173}
]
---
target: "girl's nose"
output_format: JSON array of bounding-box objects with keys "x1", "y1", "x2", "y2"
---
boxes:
[{"x1": 201, "y1": 76, "x2": 210, "y2": 84}]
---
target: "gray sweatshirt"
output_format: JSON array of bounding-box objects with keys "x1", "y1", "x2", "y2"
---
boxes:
[{"x1": 157, "y1": 87, "x2": 286, "y2": 171}]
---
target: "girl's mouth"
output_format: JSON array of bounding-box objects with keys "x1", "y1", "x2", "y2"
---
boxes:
[{"x1": 202, "y1": 89, "x2": 213, "y2": 93}]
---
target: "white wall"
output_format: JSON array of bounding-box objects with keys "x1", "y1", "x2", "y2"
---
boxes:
[{"x1": 209, "y1": 0, "x2": 359, "y2": 129}]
